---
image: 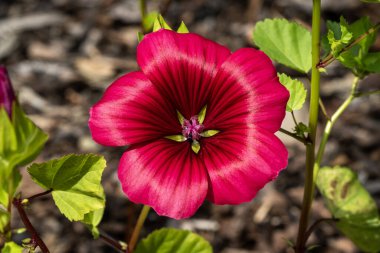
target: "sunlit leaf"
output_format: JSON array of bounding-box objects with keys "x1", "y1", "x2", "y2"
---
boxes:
[
  {"x1": 0, "y1": 108, "x2": 16, "y2": 167},
  {"x1": 316, "y1": 166, "x2": 380, "y2": 252},
  {"x1": 135, "y1": 228, "x2": 213, "y2": 253},
  {"x1": 28, "y1": 154, "x2": 106, "y2": 221},
  {"x1": 1, "y1": 241, "x2": 23, "y2": 253},
  {"x1": 0, "y1": 169, "x2": 21, "y2": 208},
  {"x1": 278, "y1": 73, "x2": 307, "y2": 112},
  {"x1": 253, "y1": 18, "x2": 312, "y2": 73},
  {"x1": 331, "y1": 17, "x2": 377, "y2": 76},
  {"x1": 81, "y1": 207, "x2": 104, "y2": 238},
  {"x1": 326, "y1": 17, "x2": 353, "y2": 56},
  {"x1": 0, "y1": 104, "x2": 48, "y2": 178}
]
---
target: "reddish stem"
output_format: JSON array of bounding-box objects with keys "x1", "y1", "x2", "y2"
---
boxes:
[
  {"x1": 25, "y1": 189, "x2": 52, "y2": 202},
  {"x1": 12, "y1": 198, "x2": 50, "y2": 253}
]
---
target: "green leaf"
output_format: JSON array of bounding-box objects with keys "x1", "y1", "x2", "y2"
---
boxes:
[
  {"x1": 278, "y1": 73, "x2": 307, "y2": 112},
  {"x1": 362, "y1": 52, "x2": 380, "y2": 73},
  {"x1": 135, "y1": 228, "x2": 213, "y2": 253},
  {"x1": 153, "y1": 15, "x2": 172, "y2": 32},
  {"x1": 81, "y1": 207, "x2": 104, "y2": 238},
  {"x1": 28, "y1": 154, "x2": 106, "y2": 221},
  {"x1": 11, "y1": 104, "x2": 48, "y2": 167},
  {"x1": 316, "y1": 166, "x2": 380, "y2": 252},
  {"x1": 326, "y1": 17, "x2": 353, "y2": 57},
  {"x1": 142, "y1": 11, "x2": 159, "y2": 32},
  {"x1": 337, "y1": 17, "x2": 376, "y2": 75},
  {"x1": 0, "y1": 108, "x2": 17, "y2": 164},
  {"x1": 294, "y1": 122, "x2": 310, "y2": 138},
  {"x1": 0, "y1": 208, "x2": 10, "y2": 234},
  {"x1": 1, "y1": 242, "x2": 23, "y2": 253},
  {"x1": 177, "y1": 21, "x2": 189, "y2": 33},
  {"x1": 0, "y1": 169, "x2": 21, "y2": 208},
  {"x1": 0, "y1": 104, "x2": 48, "y2": 175},
  {"x1": 361, "y1": 0, "x2": 380, "y2": 2},
  {"x1": 253, "y1": 18, "x2": 312, "y2": 73}
]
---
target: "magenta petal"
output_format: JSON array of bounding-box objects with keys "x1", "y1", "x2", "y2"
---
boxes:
[
  {"x1": 137, "y1": 29, "x2": 231, "y2": 118},
  {"x1": 205, "y1": 48, "x2": 289, "y2": 133},
  {"x1": 204, "y1": 128, "x2": 288, "y2": 204},
  {"x1": 118, "y1": 139, "x2": 208, "y2": 219},
  {"x1": 89, "y1": 71, "x2": 180, "y2": 146},
  {"x1": 0, "y1": 66, "x2": 16, "y2": 117}
]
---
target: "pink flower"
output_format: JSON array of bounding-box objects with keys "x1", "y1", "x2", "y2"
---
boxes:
[
  {"x1": 89, "y1": 29, "x2": 289, "y2": 219},
  {"x1": 0, "y1": 66, "x2": 16, "y2": 117}
]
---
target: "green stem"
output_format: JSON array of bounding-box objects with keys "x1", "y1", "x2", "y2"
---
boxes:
[
  {"x1": 295, "y1": 0, "x2": 321, "y2": 252},
  {"x1": 139, "y1": 0, "x2": 148, "y2": 32},
  {"x1": 313, "y1": 76, "x2": 359, "y2": 179},
  {"x1": 318, "y1": 22, "x2": 380, "y2": 68},
  {"x1": 355, "y1": 89, "x2": 380, "y2": 97},
  {"x1": 128, "y1": 205, "x2": 150, "y2": 253}
]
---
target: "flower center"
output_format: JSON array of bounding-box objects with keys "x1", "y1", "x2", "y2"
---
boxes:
[
  {"x1": 182, "y1": 116, "x2": 204, "y2": 142},
  {"x1": 165, "y1": 105, "x2": 220, "y2": 154}
]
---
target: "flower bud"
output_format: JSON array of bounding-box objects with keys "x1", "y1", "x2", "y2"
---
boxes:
[{"x1": 0, "y1": 66, "x2": 16, "y2": 117}]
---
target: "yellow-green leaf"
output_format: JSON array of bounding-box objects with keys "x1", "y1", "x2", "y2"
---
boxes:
[
  {"x1": 1, "y1": 242, "x2": 23, "y2": 253},
  {"x1": 253, "y1": 18, "x2": 312, "y2": 73},
  {"x1": 316, "y1": 166, "x2": 380, "y2": 252},
  {"x1": 28, "y1": 154, "x2": 106, "y2": 221},
  {"x1": 81, "y1": 207, "x2": 104, "y2": 239},
  {"x1": 278, "y1": 73, "x2": 307, "y2": 112},
  {"x1": 135, "y1": 228, "x2": 212, "y2": 253}
]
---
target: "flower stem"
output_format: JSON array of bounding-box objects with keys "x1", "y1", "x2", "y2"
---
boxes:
[
  {"x1": 12, "y1": 198, "x2": 50, "y2": 253},
  {"x1": 318, "y1": 22, "x2": 380, "y2": 68},
  {"x1": 313, "y1": 76, "x2": 359, "y2": 179},
  {"x1": 295, "y1": 0, "x2": 321, "y2": 252},
  {"x1": 139, "y1": 0, "x2": 147, "y2": 21},
  {"x1": 128, "y1": 205, "x2": 150, "y2": 253}
]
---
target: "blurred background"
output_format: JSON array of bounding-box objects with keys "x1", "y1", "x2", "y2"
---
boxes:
[{"x1": 1, "y1": 0, "x2": 380, "y2": 252}]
